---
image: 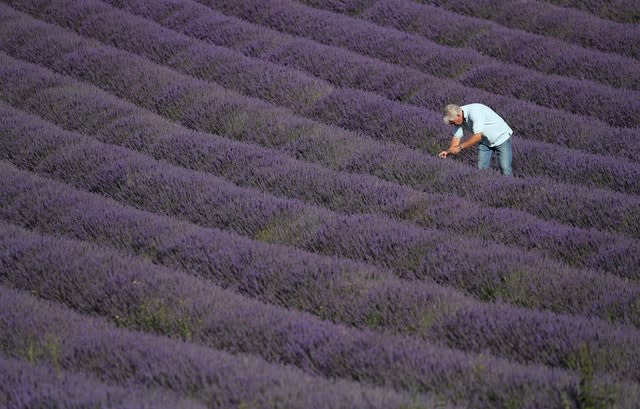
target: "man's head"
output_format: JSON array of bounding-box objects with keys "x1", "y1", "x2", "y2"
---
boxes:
[{"x1": 443, "y1": 104, "x2": 463, "y2": 126}]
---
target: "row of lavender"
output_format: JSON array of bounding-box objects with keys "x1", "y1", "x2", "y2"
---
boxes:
[
  {"x1": 2, "y1": 99, "x2": 639, "y2": 326},
  {"x1": 3, "y1": 3, "x2": 638, "y2": 309},
  {"x1": 0, "y1": 156, "x2": 632, "y2": 382},
  {"x1": 94, "y1": 0, "x2": 640, "y2": 164},
  {"x1": 414, "y1": 0, "x2": 640, "y2": 47},
  {"x1": 3, "y1": 64, "x2": 640, "y2": 377},
  {"x1": 296, "y1": 0, "x2": 640, "y2": 90},
  {"x1": 2, "y1": 175, "x2": 640, "y2": 403},
  {"x1": 2, "y1": 10, "x2": 639, "y2": 242},
  {"x1": 0, "y1": 356, "x2": 209, "y2": 409},
  {"x1": 0, "y1": 286, "x2": 443, "y2": 409},
  {"x1": 1, "y1": 1, "x2": 638, "y2": 405},
  {"x1": 188, "y1": 0, "x2": 640, "y2": 128},
  {"x1": 2, "y1": 50, "x2": 638, "y2": 279},
  {"x1": 6, "y1": 0, "x2": 640, "y2": 192}
]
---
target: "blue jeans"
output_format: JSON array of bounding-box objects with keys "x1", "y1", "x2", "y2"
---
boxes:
[{"x1": 478, "y1": 137, "x2": 512, "y2": 176}]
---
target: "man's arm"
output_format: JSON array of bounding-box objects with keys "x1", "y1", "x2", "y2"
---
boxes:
[
  {"x1": 459, "y1": 133, "x2": 482, "y2": 150},
  {"x1": 439, "y1": 133, "x2": 482, "y2": 158},
  {"x1": 438, "y1": 137, "x2": 462, "y2": 158}
]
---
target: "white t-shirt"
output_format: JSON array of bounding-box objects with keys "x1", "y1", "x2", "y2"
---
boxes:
[{"x1": 453, "y1": 103, "x2": 512, "y2": 147}]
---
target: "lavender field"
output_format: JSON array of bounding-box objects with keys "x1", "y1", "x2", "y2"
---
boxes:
[{"x1": 0, "y1": 0, "x2": 639, "y2": 407}]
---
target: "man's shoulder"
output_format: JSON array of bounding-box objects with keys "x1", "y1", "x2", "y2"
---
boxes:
[
  {"x1": 462, "y1": 103, "x2": 490, "y2": 111},
  {"x1": 463, "y1": 103, "x2": 495, "y2": 119}
]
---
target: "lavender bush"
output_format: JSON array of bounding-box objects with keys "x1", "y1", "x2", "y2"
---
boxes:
[
  {"x1": 190, "y1": 0, "x2": 640, "y2": 127},
  {"x1": 4, "y1": 0, "x2": 639, "y2": 192},
  {"x1": 17, "y1": 0, "x2": 640, "y2": 204},
  {"x1": 2, "y1": 20, "x2": 639, "y2": 240},
  {"x1": 414, "y1": 0, "x2": 640, "y2": 54},
  {"x1": 94, "y1": 0, "x2": 640, "y2": 164},
  {"x1": 301, "y1": 0, "x2": 640, "y2": 90},
  {"x1": 2, "y1": 61, "x2": 638, "y2": 279},
  {"x1": 0, "y1": 356, "x2": 209, "y2": 409},
  {"x1": 2, "y1": 157, "x2": 639, "y2": 330},
  {"x1": 0, "y1": 286, "x2": 448, "y2": 409},
  {"x1": 543, "y1": 0, "x2": 640, "y2": 24},
  {"x1": 0, "y1": 0, "x2": 638, "y2": 405},
  {"x1": 6, "y1": 0, "x2": 640, "y2": 153},
  {"x1": 3, "y1": 221, "x2": 640, "y2": 383}
]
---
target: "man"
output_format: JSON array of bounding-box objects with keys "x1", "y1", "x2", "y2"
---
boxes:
[{"x1": 439, "y1": 103, "x2": 513, "y2": 176}]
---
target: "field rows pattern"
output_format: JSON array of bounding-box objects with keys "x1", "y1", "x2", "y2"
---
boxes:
[
  {"x1": 191, "y1": 0, "x2": 640, "y2": 128},
  {"x1": 3, "y1": 6, "x2": 640, "y2": 239},
  {"x1": 2, "y1": 54, "x2": 639, "y2": 280},
  {"x1": 1, "y1": 0, "x2": 639, "y2": 408}
]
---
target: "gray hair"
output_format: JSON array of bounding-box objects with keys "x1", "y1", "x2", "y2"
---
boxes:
[{"x1": 442, "y1": 104, "x2": 461, "y2": 124}]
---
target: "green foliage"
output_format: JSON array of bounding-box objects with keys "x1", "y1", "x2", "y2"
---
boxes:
[
  {"x1": 114, "y1": 297, "x2": 196, "y2": 341},
  {"x1": 399, "y1": 397, "x2": 450, "y2": 409},
  {"x1": 489, "y1": 269, "x2": 535, "y2": 308},
  {"x1": 400, "y1": 202, "x2": 433, "y2": 226},
  {"x1": 567, "y1": 343, "x2": 617, "y2": 409},
  {"x1": 254, "y1": 210, "x2": 323, "y2": 246},
  {"x1": 364, "y1": 307, "x2": 385, "y2": 329},
  {"x1": 23, "y1": 334, "x2": 61, "y2": 372}
]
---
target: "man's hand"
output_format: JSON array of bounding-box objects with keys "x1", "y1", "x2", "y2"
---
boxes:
[{"x1": 438, "y1": 145, "x2": 461, "y2": 158}]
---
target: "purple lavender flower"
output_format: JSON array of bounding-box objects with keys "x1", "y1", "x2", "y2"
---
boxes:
[
  {"x1": 191, "y1": 0, "x2": 640, "y2": 127},
  {"x1": 412, "y1": 0, "x2": 640, "y2": 55},
  {"x1": 1, "y1": 0, "x2": 639, "y2": 406}
]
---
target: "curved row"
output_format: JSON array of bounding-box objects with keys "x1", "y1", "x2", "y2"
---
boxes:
[
  {"x1": 2, "y1": 164, "x2": 640, "y2": 379},
  {"x1": 298, "y1": 0, "x2": 640, "y2": 90},
  {"x1": 0, "y1": 286, "x2": 444, "y2": 409},
  {"x1": 412, "y1": 0, "x2": 640, "y2": 52},
  {"x1": 2, "y1": 110, "x2": 639, "y2": 327},
  {"x1": 3, "y1": 1, "x2": 638, "y2": 405},
  {"x1": 5, "y1": 0, "x2": 640, "y2": 193},
  {"x1": 190, "y1": 0, "x2": 640, "y2": 127},
  {"x1": 94, "y1": 0, "x2": 640, "y2": 164},
  {"x1": 0, "y1": 356, "x2": 208, "y2": 409},
  {"x1": 4, "y1": 221, "x2": 640, "y2": 384},
  {"x1": 311, "y1": 89, "x2": 640, "y2": 192},
  {"x1": 1, "y1": 26, "x2": 638, "y2": 240},
  {"x1": 3, "y1": 222, "x2": 640, "y2": 402},
  {"x1": 1, "y1": 63, "x2": 638, "y2": 279}
]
